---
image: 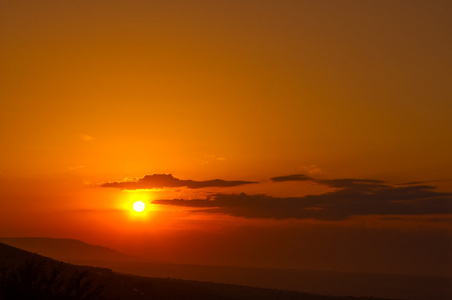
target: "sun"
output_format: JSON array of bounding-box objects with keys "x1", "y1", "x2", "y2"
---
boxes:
[{"x1": 132, "y1": 201, "x2": 146, "y2": 212}]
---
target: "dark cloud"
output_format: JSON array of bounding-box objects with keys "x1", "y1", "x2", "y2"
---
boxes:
[
  {"x1": 270, "y1": 174, "x2": 312, "y2": 182},
  {"x1": 379, "y1": 216, "x2": 452, "y2": 223},
  {"x1": 316, "y1": 178, "x2": 385, "y2": 188},
  {"x1": 101, "y1": 174, "x2": 257, "y2": 190},
  {"x1": 398, "y1": 181, "x2": 426, "y2": 185},
  {"x1": 153, "y1": 179, "x2": 452, "y2": 220}
]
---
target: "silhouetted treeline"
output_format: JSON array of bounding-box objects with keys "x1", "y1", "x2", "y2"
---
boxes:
[{"x1": 0, "y1": 257, "x2": 104, "y2": 300}]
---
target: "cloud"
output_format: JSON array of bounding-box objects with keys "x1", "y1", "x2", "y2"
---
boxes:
[
  {"x1": 201, "y1": 154, "x2": 226, "y2": 165},
  {"x1": 80, "y1": 134, "x2": 94, "y2": 142},
  {"x1": 101, "y1": 174, "x2": 257, "y2": 190},
  {"x1": 153, "y1": 178, "x2": 452, "y2": 220},
  {"x1": 398, "y1": 181, "x2": 426, "y2": 185},
  {"x1": 316, "y1": 178, "x2": 385, "y2": 188},
  {"x1": 270, "y1": 174, "x2": 312, "y2": 182},
  {"x1": 299, "y1": 164, "x2": 322, "y2": 175}
]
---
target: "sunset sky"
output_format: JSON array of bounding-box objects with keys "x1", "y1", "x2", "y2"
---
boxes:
[{"x1": 0, "y1": 1, "x2": 451, "y2": 277}]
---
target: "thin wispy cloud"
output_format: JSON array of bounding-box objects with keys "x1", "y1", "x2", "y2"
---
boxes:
[
  {"x1": 299, "y1": 164, "x2": 322, "y2": 175},
  {"x1": 101, "y1": 174, "x2": 257, "y2": 190},
  {"x1": 270, "y1": 174, "x2": 312, "y2": 182},
  {"x1": 80, "y1": 134, "x2": 94, "y2": 142}
]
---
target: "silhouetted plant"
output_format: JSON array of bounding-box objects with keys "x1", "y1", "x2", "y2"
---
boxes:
[{"x1": 0, "y1": 256, "x2": 104, "y2": 300}]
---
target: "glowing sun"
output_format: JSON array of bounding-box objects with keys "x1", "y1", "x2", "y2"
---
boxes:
[{"x1": 133, "y1": 201, "x2": 146, "y2": 212}]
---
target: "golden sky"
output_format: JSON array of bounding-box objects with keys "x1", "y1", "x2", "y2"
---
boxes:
[{"x1": 0, "y1": 0, "x2": 451, "y2": 276}]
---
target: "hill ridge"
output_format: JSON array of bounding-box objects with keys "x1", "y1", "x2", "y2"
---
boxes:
[
  {"x1": 0, "y1": 237, "x2": 144, "y2": 263},
  {"x1": 0, "y1": 242, "x2": 390, "y2": 300}
]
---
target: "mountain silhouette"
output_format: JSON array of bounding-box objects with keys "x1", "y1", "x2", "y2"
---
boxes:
[
  {"x1": 0, "y1": 237, "x2": 142, "y2": 263},
  {"x1": 0, "y1": 242, "x2": 395, "y2": 300}
]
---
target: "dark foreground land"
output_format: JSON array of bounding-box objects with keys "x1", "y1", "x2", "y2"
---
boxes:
[
  {"x1": 2, "y1": 237, "x2": 451, "y2": 300},
  {"x1": 0, "y1": 242, "x2": 392, "y2": 300}
]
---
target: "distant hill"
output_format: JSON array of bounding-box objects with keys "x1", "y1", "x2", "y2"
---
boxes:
[
  {"x1": 0, "y1": 237, "x2": 142, "y2": 263},
  {"x1": 2, "y1": 237, "x2": 451, "y2": 300},
  {"x1": 0, "y1": 242, "x2": 390, "y2": 300},
  {"x1": 92, "y1": 261, "x2": 452, "y2": 300}
]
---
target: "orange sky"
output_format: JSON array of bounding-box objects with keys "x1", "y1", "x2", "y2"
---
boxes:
[{"x1": 0, "y1": 0, "x2": 451, "y2": 276}]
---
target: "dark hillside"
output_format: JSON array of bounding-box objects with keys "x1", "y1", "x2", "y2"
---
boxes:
[
  {"x1": 3, "y1": 238, "x2": 450, "y2": 299},
  {"x1": 0, "y1": 243, "x2": 393, "y2": 300},
  {"x1": 0, "y1": 241, "x2": 38, "y2": 266},
  {"x1": 0, "y1": 237, "x2": 142, "y2": 263}
]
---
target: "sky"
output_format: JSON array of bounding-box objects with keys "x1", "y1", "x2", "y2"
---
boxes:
[{"x1": 0, "y1": 0, "x2": 451, "y2": 276}]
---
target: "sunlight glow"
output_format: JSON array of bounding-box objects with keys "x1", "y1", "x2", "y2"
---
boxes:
[{"x1": 133, "y1": 201, "x2": 146, "y2": 212}]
